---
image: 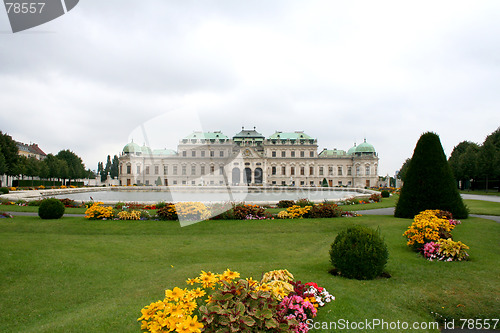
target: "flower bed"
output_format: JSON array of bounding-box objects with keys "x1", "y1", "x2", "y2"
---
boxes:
[
  {"x1": 139, "y1": 269, "x2": 334, "y2": 333},
  {"x1": 403, "y1": 210, "x2": 469, "y2": 261}
]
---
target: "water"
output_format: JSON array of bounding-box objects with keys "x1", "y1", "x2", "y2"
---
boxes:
[{"x1": 53, "y1": 187, "x2": 362, "y2": 203}]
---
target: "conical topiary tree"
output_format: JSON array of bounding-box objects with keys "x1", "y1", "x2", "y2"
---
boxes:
[{"x1": 394, "y1": 132, "x2": 468, "y2": 219}]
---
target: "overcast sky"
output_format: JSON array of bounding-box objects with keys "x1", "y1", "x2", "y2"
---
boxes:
[{"x1": 1, "y1": 0, "x2": 499, "y2": 176}]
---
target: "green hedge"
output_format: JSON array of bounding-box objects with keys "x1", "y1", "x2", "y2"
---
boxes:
[{"x1": 12, "y1": 180, "x2": 84, "y2": 187}]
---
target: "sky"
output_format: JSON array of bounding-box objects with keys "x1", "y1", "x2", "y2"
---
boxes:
[{"x1": 1, "y1": 0, "x2": 499, "y2": 177}]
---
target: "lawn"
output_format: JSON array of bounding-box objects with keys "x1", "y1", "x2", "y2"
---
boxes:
[{"x1": 0, "y1": 214, "x2": 498, "y2": 332}]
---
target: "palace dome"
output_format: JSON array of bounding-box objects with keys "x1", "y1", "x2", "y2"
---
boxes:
[
  {"x1": 122, "y1": 141, "x2": 141, "y2": 154},
  {"x1": 355, "y1": 139, "x2": 376, "y2": 154}
]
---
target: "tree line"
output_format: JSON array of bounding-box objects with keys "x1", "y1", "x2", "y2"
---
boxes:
[
  {"x1": 0, "y1": 131, "x2": 93, "y2": 186},
  {"x1": 398, "y1": 127, "x2": 500, "y2": 191},
  {"x1": 97, "y1": 155, "x2": 119, "y2": 182}
]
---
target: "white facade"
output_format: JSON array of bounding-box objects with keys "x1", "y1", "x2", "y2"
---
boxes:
[{"x1": 118, "y1": 129, "x2": 379, "y2": 188}]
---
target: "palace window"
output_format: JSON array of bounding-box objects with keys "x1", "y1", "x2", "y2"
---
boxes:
[
  {"x1": 272, "y1": 166, "x2": 276, "y2": 175},
  {"x1": 310, "y1": 151, "x2": 314, "y2": 157},
  {"x1": 356, "y1": 166, "x2": 361, "y2": 176},
  {"x1": 210, "y1": 165, "x2": 215, "y2": 174},
  {"x1": 146, "y1": 166, "x2": 150, "y2": 175},
  {"x1": 220, "y1": 151, "x2": 224, "y2": 157},
  {"x1": 319, "y1": 167, "x2": 324, "y2": 176},
  {"x1": 291, "y1": 151, "x2": 295, "y2": 157},
  {"x1": 338, "y1": 166, "x2": 343, "y2": 176},
  {"x1": 191, "y1": 165, "x2": 196, "y2": 175},
  {"x1": 282, "y1": 166, "x2": 286, "y2": 175},
  {"x1": 272, "y1": 151, "x2": 276, "y2": 157},
  {"x1": 173, "y1": 165, "x2": 178, "y2": 175},
  {"x1": 182, "y1": 165, "x2": 186, "y2": 175},
  {"x1": 137, "y1": 166, "x2": 141, "y2": 174},
  {"x1": 164, "y1": 166, "x2": 168, "y2": 175},
  {"x1": 347, "y1": 167, "x2": 352, "y2": 176},
  {"x1": 309, "y1": 166, "x2": 314, "y2": 175},
  {"x1": 281, "y1": 151, "x2": 286, "y2": 157},
  {"x1": 328, "y1": 166, "x2": 333, "y2": 176},
  {"x1": 300, "y1": 167, "x2": 305, "y2": 175},
  {"x1": 182, "y1": 151, "x2": 186, "y2": 157},
  {"x1": 155, "y1": 166, "x2": 159, "y2": 175},
  {"x1": 201, "y1": 151, "x2": 205, "y2": 157},
  {"x1": 366, "y1": 165, "x2": 370, "y2": 176},
  {"x1": 127, "y1": 165, "x2": 131, "y2": 174},
  {"x1": 210, "y1": 151, "x2": 214, "y2": 157},
  {"x1": 201, "y1": 165, "x2": 205, "y2": 175},
  {"x1": 291, "y1": 167, "x2": 295, "y2": 176},
  {"x1": 219, "y1": 166, "x2": 224, "y2": 175},
  {"x1": 300, "y1": 151, "x2": 305, "y2": 157},
  {"x1": 192, "y1": 151, "x2": 196, "y2": 157}
]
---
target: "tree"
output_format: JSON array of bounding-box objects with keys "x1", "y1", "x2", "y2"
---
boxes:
[
  {"x1": 397, "y1": 158, "x2": 411, "y2": 182},
  {"x1": 56, "y1": 150, "x2": 86, "y2": 184},
  {"x1": 0, "y1": 131, "x2": 19, "y2": 176},
  {"x1": 478, "y1": 141, "x2": 498, "y2": 192},
  {"x1": 394, "y1": 132, "x2": 468, "y2": 219},
  {"x1": 448, "y1": 141, "x2": 480, "y2": 190},
  {"x1": 110, "y1": 155, "x2": 119, "y2": 179},
  {"x1": 0, "y1": 151, "x2": 6, "y2": 176},
  {"x1": 102, "y1": 155, "x2": 112, "y2": 182}
]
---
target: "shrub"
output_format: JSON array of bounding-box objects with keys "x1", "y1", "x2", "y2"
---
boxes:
[
  {"x1": 156, "y1": 203, "x2": 177, "y2": 220},
  {"x1": 117, "y1": 210, "x2": 142, "y2": 220},
  {"x1": 84, "y1": 202, "x2": 114, "y2": 220},
  {"x1": 309, "y1": 202, "x2": 343, "y2": 218},
  {"x1": 0, "y1": 187, "x2": 9, "y2": 194},
  {"x1": 330, "y1": 225, "x2": 388, "y2": 280},
  {"x1": 286, "y1": 205, "x2": 312, "y2": 219},
  {"x1": 296, "y1": 198, "x2": 314, "y2": 207},
  {"x1": 233, "y1": 204, "x2": 266, "y2": 220},
  {"x1": 38, "y1": 198, "x2": 65, "y2": 219},
  {"x1": 369, "y1": 193, "x2": 381, "y2": 202},
  {"x1": 58, "y1": 198, "x2": 79, "y2": 208},
  {"x1": 381, "y1": 190, "x2": 390, "y2": 198},
  {"x1": 155, "y1": 201, "x2": 166, "y2": 209},
  {"x1": 394, "y1": 132, "x2": 468, "y2": 219},
  {"x1": 277, "y1": 200, "x2": 295, "y2": 208},
  {"x1": 175, "y1": 202, "x2": 211, "y2": 221},
  {"x1": 403, "y1": 209, "x2": 457, "y2": 251}
]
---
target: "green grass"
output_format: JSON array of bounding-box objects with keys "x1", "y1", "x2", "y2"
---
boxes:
[
  {"x1": 463, "y1": 200, "x2": 500, "y2": 216},
  {"x1": 0, "y1": 215, "x2": 498, "y2": 332},
  {"x1": 459, "y1": 190, "x2": 500, "y2": 196},
  {"x1": 0, "y1": 205, "x2": 86, "y2": 214}
]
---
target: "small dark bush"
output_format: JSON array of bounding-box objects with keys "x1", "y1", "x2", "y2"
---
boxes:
[
  {"x1": 38, "y1": 198, "x2": 65, "y2": 219},
  {"x1": 233, "y1": 204, "x2": 266, "y2": 220},
  {"x1": 156, "y1": 202, "x2": 166, "y2": 209},
  {"x1": 309, "y1": 202, "x2": 343, "y2": 218},
  {"x1": 156, "y1": 203, "x2": 178, "y2": 220},
  {"x1": 277, "y1": 200, "x2": 295, "y2": 208},
  {"x1": 28, "y1": 200, "x2": 43, "y2": 206},
  {"x1": 329, "y1": 225, "x2": 388, "y2": 280},
  {"x1": 369, "y1": 193, "x2": 381, "y2": 202},
  {"x1": 0, "y1": 187, "x2": 9, "y2": 195},
  {"x1": 58, "y1": 198, "x2": 78, "y2": 207},
  {"x1": 296, "y1": 198, "x2": 314, "y2": 207},
  {"x1": 381, "y1": 190, "x2": 390, "y2": 198}
]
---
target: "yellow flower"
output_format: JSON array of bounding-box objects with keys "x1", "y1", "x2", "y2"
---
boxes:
[
  {"x1": 221, "y1": 269, "x2": 240, "y2": 281},
  {"x1": 165, "y1": 287, "x2": 185, "y2": 301}
]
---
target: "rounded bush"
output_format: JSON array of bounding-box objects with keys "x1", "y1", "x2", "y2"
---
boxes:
[
  {"x1": 0, "y1": 187, "x2": 9, "y2": 194},
  {"x1": 381, "y1": 190, "x2": 390, "y2": 198},
  {"x1": 329, "y1": 225, "x2": 388, "y2": 280},
  {"x1": 38, "y1": 198, "x2": 65, "y2": 219}
]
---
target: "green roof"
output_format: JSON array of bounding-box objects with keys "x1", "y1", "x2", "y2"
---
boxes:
[
  {"x1": 153, "y1": 149, "x2": 177, "y2": 156},
  {"x1": 233, "y1": 128, "x2": 265, "y2": 140},
  {"x1": 184, "y1": 131, "x2": 229, "y2": 140},
  {"x1": 268, "y1": 131, "x2": 313, "y2": 140},
  {"x1": 319, "y1": 149, "x2": 348, "y2": 157},
  {"x1": 123, "y1": 142, "x2": 141, "y2": 153},
  {"x1": 355, "y1": 139, "x2": 376, "y2": 153}
]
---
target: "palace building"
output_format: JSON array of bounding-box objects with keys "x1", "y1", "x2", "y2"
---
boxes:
[{"x1": 118, "y1": 128, "x2": 379, "y2": 188}]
